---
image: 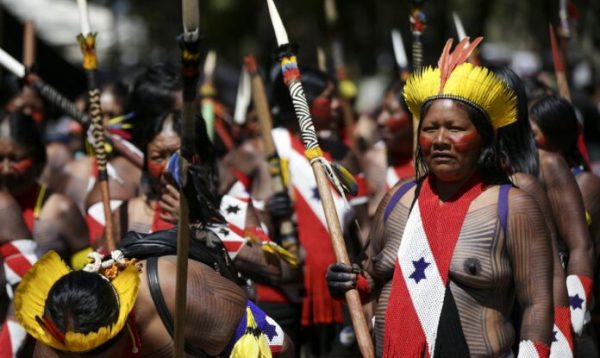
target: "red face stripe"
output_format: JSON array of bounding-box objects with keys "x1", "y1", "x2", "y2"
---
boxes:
[
  {"x1": 147, "y1": 160, "x2": 164, "y2": 180},
  {"x1": 11, "y1": 158, "x2": 34, "y2": 174},
  {"x1": 450, "y1": 131, "x2": 480, "y2": 153}
]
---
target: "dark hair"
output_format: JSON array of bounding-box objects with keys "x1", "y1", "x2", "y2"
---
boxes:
[
  {"x1": 530, "y1": 95, "x2": 586, "y2": 170},
  {"x1": 45, "y1": 271, "x2": 123, "y2": 355},
  {"x1": 140, "y1": 110, "x2": 224, "y2": 224},
  {"x1": 272, "y1": 66, "x2": 334, "y2": 126},
  {"x1": 128, "y1": 63, "x2": 182, "y2": 148},
  {"x1": 495, "y1": 67, "x2": 539, "y2": 176},
  {"x1": 0, "y1": 111, "x2": 47, "y2": 176},
  {"x1": 45, "y1": 271, "x2": 119, "y2": 335},
  {"x1": 414, "y1": 99, "x2": 510, "y2": 185}
]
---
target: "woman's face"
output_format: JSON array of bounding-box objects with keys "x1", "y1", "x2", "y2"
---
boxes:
[
  {"x1": 0, "y1": 137, "x2": 38, "y2": 193},
  {"x1": 419, "y1": 99, "x2": 482, "y2": 182},
  {"x1": 377, "y1": 90, "x2": 413, "y2": 156},
  {"x1": 529, "y1": 117, "x2": 547, "y2": 149},
  {"x1": 146, "y1": 120, "x2": 181, "y2": 185},
  {"x1": 310, "y1": 81, "x2": 339, "y2": 132}
]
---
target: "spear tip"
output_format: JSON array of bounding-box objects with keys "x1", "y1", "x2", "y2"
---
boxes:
[{"x1": 266, "y1": 0, "x2": 289, "y2": 47}]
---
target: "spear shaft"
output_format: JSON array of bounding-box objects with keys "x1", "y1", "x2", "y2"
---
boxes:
[
  {"x1": 77, "y1": 0, "x2": 115, "y2": 251},
  {"x1": 174, "y1": 0, "x2": 201, "y2": 355},
  {"x1": 267, "y1": 1, "x2": 373, "y2": 356}
]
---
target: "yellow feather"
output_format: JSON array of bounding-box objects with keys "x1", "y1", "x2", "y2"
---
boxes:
[
  {"x1": 230, "y1": 308, "x2": 272, "y2": 358},
  {"x1": 404, "y1": 63, "x2": 516, "y2": 129},
  {"x1": 14, "y1": 251, "x2": 141, "y2": 353}
]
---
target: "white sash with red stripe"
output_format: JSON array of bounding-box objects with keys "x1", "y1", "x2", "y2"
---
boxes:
[
  {"x1": 1, "y1": 240, "x2": 37, "y2": 298},
  {"x1": 0, "y1": 319, "x2": 27, "y2": 358},
  {"x1": 396, "y1": 203, "x2": 446, "y2": 356},
  {"x1": 271, "y1": 128, "x2": 352, "y2": 230},
  {"x1": 550, "y1": 322, "x2": 572, "y2": 357}
]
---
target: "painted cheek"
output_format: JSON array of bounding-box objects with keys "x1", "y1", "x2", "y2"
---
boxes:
[
  {"x1": 451, "y1": 132, "x2": 479, "y2": 152},
  {"x1": 311, "y1": 97, "x2": 332, "y2": 121},
  {"x1": 418, "y1": 135, "x2": 432, "y2": 154},
  {"x1": 535, "y1": 135, "x2": 546, "y2": 147},
  {"x1": 147, "y1": 160, "x2": 165, "y2": 180},
  {"x1": 385, "y1": 115, "x2": 409, "y2": 132},
  {"x1": 11, "y1": 158, "x2": 34, "y2": 174}
]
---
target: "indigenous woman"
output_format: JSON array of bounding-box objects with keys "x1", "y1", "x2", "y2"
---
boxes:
[
  {"x1": 530, "y1": 95, "x2": 599, "y2": 343},
  {"x1": 0, "y1": 111, "x2": 89, "y2": 267},
  {"x1": 327, "y1": 38, "x2": 553, "y2": 357},
  {"x1": 496, "y1": 68, "x2": 573, "y2": 355}
]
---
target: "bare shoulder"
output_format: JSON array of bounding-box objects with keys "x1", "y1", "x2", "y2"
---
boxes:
[
  {"x1": 42, "y1": 192, "x2": 80, "y2": 218},
  {"x1": 578, "y1": 172, "x2": 600, "y2": 194},
  {"x1": 110, "y1": 155, "x2": 142, "y2": 176},
  {"x1": 507, "y1": 186, "x2": 539, "y2": 214},
  {"x1": 538, "y1": 149, "x2": 569, "y2": 173},
  {"x1": 63, "y1": 156, "x2": 94, "y2": 179}
]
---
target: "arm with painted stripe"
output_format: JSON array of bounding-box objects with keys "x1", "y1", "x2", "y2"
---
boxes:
[
  {"x1": 507, "y1": 189, "x2": 553, "y2": 357},
  {"x1": 540, "y1": 150, "x2": 594, "y2": 336}
]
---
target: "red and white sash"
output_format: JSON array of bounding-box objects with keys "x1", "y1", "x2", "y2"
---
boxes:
[
  {"x1": 272, "y1": 127, "x2": 352, "y2": 325},
  {"x1": 383, "y1": 175, "x2": 483, "y2": 357}
]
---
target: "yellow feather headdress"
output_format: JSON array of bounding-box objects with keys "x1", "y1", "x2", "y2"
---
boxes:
[
  {"x1": 404, "y1": 37, "x2": 517, "y2": 129},
  {"x1": 14, "y1": 251, "x2": 140, "y2": 353}
]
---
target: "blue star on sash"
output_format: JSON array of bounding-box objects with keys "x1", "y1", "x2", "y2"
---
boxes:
[
  {"x1": 312, "y1": 187, "x2": 320, "y2": 201},
  {"x1": 262, "y1": 320, "x2": 277, "y2": 341},
  {"x1": 409, "y1": 257, "x2": 430, "y2": 284},
  {"x1": 552, "y1": 330, "x2": 557, "y2": 342},
  {"x1": 569, "y1": 294, "x2": 584, "y2": 309}
]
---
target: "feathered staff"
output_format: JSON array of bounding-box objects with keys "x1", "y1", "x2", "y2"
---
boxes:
[
  {"x1": 548, "y1": 23, "x2": 590, "y2": 166},
  {"x1": 266, "y1": 1, "x2": 373, "y2": 356},
  {"x1": 76, "y1": 0, "x2": 116, "y2": 251},
  {"x1": 244, "y1": 54, "x2": 298, "y2": 255},
  {"x1": 390, "y1": 29, "x2": 409, "y2": 82},
  {"x1": 0, "y1": 47, "x2": 144, "y2": 169},
  {"x1": 409, "y1": 0, "x2": 426, "y2": 72},
  {"x1": 174, "y1": 0, "x2": 202, "y2": 355},
  {"x1": 324, "y1": 0, "x2": 357, "y2": 147}
]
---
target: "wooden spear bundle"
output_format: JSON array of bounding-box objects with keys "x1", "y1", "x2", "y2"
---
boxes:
[
  {"x1": 76, "y1": 0, "x2": 116, "y2": 251},
  {"x1": 266, "y1": 0, "x2": 373, "y2": 356}
]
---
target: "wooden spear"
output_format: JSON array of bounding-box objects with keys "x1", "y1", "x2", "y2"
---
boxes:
[
  {"x1": 76, "y1": 0, "x2": 116, "y2": 251},
  {"x1": 244, "y1": 55, "x2": 297, "y2": 253},
  {"x1": 174, "y1": 0, "x2": 201, "y2": 355},
  {"x1": 266, "y1": 1, "x2": 374, "y2": 356},
  {"x1": 409, "y1": 0, "x2": 426, "y2": 156},
  {"x1": 548, "y1": 23, "x2": 590, "y2": 166},
  {"x1": 324, "y1": 0, "x2": 357, "y2": 148},
  {"x1": 22, "y1": 20, "x2": 36, "y2": 69}
]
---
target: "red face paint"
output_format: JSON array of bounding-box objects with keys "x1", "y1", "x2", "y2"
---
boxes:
[
  {"x1": 418, "y1": 134, "x2": 433, "y2": 155},
  {"x1": 450, "y1": 131, "x2": 480, "y2": 152},
  {"x1": 11, "y1": 158, "x2": 34, "y2": 174},
  {"x1": 147, "y1": 160, "x2": 165, "y2": 180},
  {"x1": 385, "y1": 114, "x2": 410, "y2": 133},
  {"x1": 311, "y1": 97, "x2": 332, "y2": 121}
]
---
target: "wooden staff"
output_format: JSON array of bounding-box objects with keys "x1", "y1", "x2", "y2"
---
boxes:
[
  {"x1": 23, "y1": 20, "x2": 36, "y2": 69},
  {"x1": 324, "y1": 0, "x2": 356, "y2": 147},
  {"x1": 76, "y1": 0, "x2": 116, "y2": 251},
  {"x1": 244, "y1": 55, "x2": 296, "y2": 249},
  {"x1": 549, "y1": 23, "x2": 591, "y2": 166},
  {"x1": 410, "y1": 0, "x2": 426, "y2": 155},
  {"x1": 390, "y1": 29, "x2": 410, "y2": 83},
  {"x1": 174, "y1": 0, "x2": 201, "y2": 355},
  {"x1": 266, "y1": 1, "x2": 373, "y2": 356}
]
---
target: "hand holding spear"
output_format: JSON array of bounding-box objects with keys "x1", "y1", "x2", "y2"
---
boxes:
[
  {"x1": 76, "y1": 0, "x2": 116, "y2": 251},
  {"x1": 266, "y1": 1, "x2": 373, "y2": 356},
  {"x1": 174, "y1": 0, "x2": 202, "y2": 355}
]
